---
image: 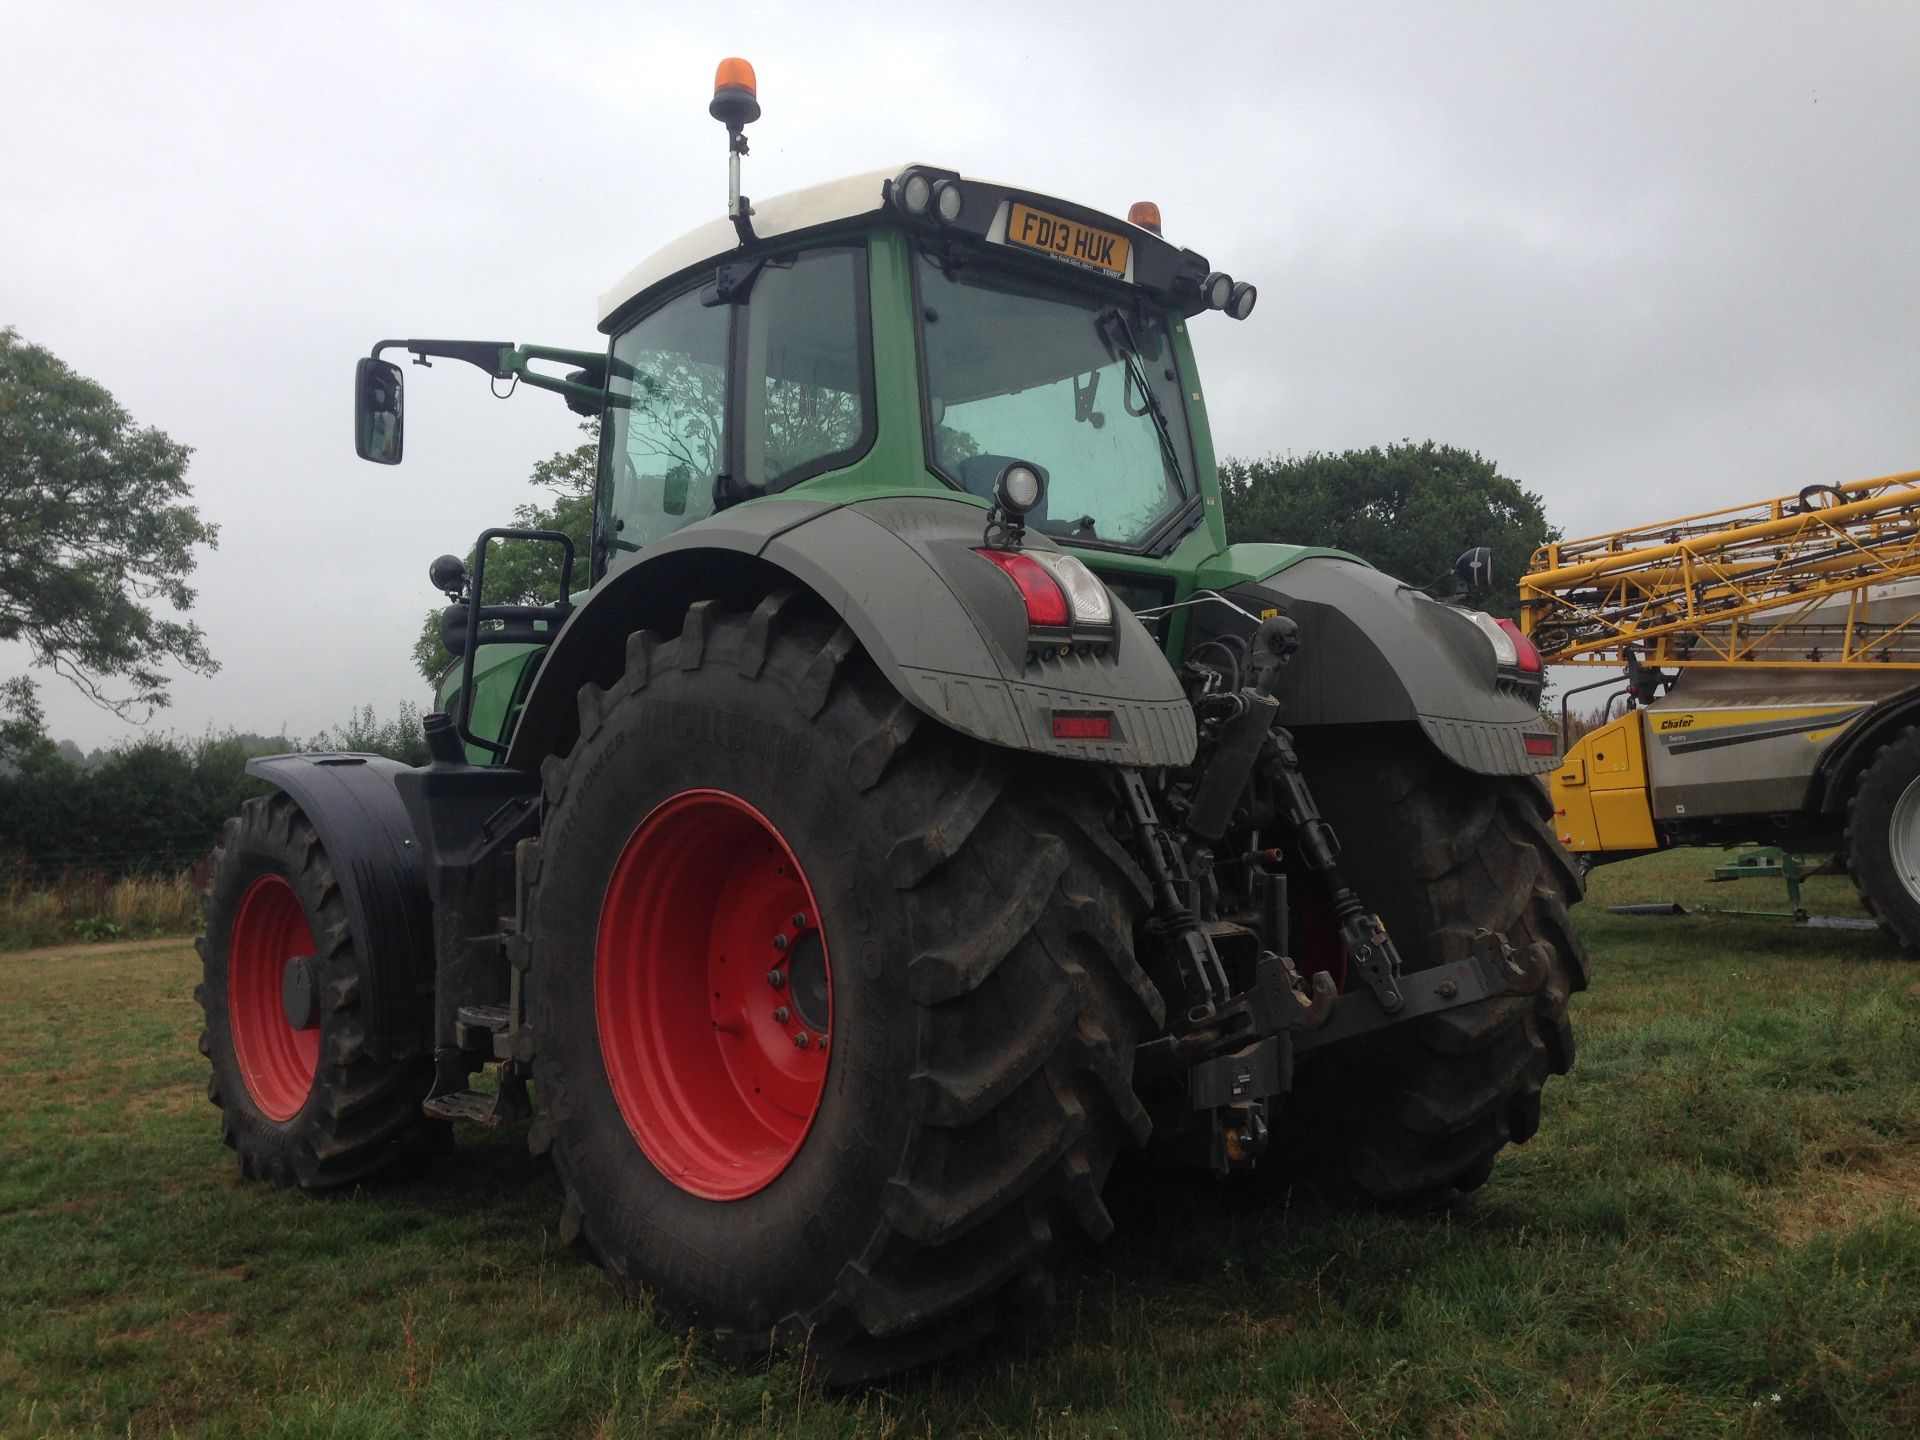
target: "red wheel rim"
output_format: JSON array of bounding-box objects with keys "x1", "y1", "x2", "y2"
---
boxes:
[
  {"x1": 228, "y1": 874, "x2": 320, "y2": 1121},
  {"x1": 596, "y1": 790, "x2": 833, "y2": 1200}
]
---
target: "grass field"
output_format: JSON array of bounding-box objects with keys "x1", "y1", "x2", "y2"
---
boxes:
[{"x1": 3, "y1": 851, "x2": 1917, "y2": 1438}]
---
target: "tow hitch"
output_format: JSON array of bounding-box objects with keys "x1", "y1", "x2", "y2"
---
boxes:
[{"x1": 1121, "y1": 606, "x2": 1554, "y2": 1176}]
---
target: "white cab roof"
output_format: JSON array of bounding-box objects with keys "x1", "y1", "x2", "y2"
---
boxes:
[{"x1": 597, "y1": 166, "x2": 904, "y2": 328}]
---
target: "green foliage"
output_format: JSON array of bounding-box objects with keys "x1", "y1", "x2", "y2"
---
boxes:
[
  {"x1": 0, "y1": 327, "x2": 219, "y2": 720},
  {"x1": 304, "y1": 701, "x2": 431, "y2": 768},
  {"x1": 0, "y1": 674, "x2": 54, "y2": 770},
  {"x1": 412, "y1": 423, "x2": 597, "y2": 684},
  {"x1": 1219, "y1": 441, "x2": 1558, "y2": 617},
  {"x1": 0, "y1": 732, "x2": 261, "y2": 877},
  {"x1": 0, "y1": 870, "x2": 199, "y2": 950},
  {"x1": 0, "y1": 703, "x2": 429, "y2": 877}
]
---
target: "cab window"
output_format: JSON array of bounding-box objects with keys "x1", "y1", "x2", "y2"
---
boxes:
[
  {"x1": 742, "y1": 246, "x2": 873, "y2": 490},
  {"x1": 915, "y1": 251, "x2": 1195, "y2": 551},
  {"x1": 598, "y1": 286, "x2": 730, "y2": 566},
  {"x1": 597, "y1": 245, "x2": 873, "y2": 575}
]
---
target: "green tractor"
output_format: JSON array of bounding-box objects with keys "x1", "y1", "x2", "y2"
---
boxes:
[{"x1": 196, "y1": 62, "x2": 1587, "y2": 1379}]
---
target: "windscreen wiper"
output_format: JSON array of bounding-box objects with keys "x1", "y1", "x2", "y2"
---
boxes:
[{"x1": 1099, "y1": 308, "x2": 1186, "y2": 498}]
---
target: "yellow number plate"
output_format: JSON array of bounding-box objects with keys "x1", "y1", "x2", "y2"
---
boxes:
[{"x1": 1005, "y1": 203, "x2": 1131, "y2": 278}]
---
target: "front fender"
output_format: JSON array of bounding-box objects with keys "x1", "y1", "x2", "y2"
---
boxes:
[
  {"x1": 244, "y1": 753, "x2": 434, "y2": 1059},
  {"x1": 504, "y1": 495, "x2": 1196, "y2": 770},
  {"x1": 1200, "y1": 551, "x2": 1556, "y2": 776}
]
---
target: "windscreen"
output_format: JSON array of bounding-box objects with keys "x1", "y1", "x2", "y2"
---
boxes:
[{"x1": 916, "y1": 251, "x2": 1196, "y2": 549}]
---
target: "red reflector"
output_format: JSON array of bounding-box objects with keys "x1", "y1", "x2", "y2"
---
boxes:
[
  {"x1": 1051, "y1": 711, "x2": 1113, "y2": 740},
  {"x1": 1497, "y1": 618, "x2": 1542, "y2": 674},
  {"x1": 1524, "y1": 734, "x2": 1558, "y2": 757},
  {"x1": 974, "y1": 548, "x2": 1070, "y2": 628}
]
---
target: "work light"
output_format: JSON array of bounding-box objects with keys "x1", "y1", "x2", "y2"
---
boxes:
[
  {"x1": 994, "y1": 461, "x2": 1045, "y2": 516},
  {"x1": 897, "y1": 171, "x2": 933, "y2": 216},
  {"x1": 932, "y1": 179, "x2": 964, "y2": 224}
]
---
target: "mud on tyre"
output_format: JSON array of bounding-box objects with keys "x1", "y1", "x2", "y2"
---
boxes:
[
  {"x1": 196, "y1": 793, "x2": 443, "y2": 1188},
  {"x1": 1271, "y1": 729, "x2": 1590, "y2": 1202},
  {"x1": 522, "y1": 593, "x2": 1162, "y2": 1381}
]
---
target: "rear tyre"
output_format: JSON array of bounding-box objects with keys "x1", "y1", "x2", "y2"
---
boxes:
[
  {"x1": 196, "y1": 793, "x2": 444, "y2": 1187},
  {"x1": 1845, "y1": 724, "x2": 1920, "y2": 952},
  {"x1": 1269, "y1": 730, "x2": 1589, "y2": 1203},
  {"x1": 523, "y1": 596, "x2": 1160, "y2": 1381}
]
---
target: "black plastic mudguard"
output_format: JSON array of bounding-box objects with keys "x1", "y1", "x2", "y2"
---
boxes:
[
  {"x1": 504, "y1": 494, "x2": 1198, "y2": 772},
  {"x1": 245, "y1": 753, "x2": 434, "y2": 1060}
]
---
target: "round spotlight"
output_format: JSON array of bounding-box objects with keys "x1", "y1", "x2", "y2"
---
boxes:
[
  {"x1": 1227, "y1": 281, "x2": 1258, "y2": 320},
  {"x1": 1202, "y1": 271, "x2": 1233, "y2": 310},
  {"x1": 932, "y1": 179, "x2": 964, "y2": 224},
  {"x1": 993, "y1": 461, "x2": 1046, "y2": 516},
  {"x1": 898, "y1": 171, "x2": 933, "y2": 216}
]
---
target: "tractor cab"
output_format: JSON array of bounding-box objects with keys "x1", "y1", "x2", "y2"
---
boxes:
[{"x1": 586, "y1": 161, "x2": 1257, "y2": 575}]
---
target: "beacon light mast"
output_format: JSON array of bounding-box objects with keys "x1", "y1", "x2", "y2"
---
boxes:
[{"x1": 711, "y1": 57, "x2": 761, "y2": 244}]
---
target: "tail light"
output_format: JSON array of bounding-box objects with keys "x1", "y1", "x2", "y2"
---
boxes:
[
  {"x1": 974, "y1": 547, "x2": 1114, "y2": 635},
  {"x1": 1466, "y1": 611, "x2": 1544, "y2": 686},
  {"x1": 1496, "y1": 618, "x2": 1543, "y2": 675},
  {"x1": 974, "y1": 549, "x2": 1070, "y2": 629}
]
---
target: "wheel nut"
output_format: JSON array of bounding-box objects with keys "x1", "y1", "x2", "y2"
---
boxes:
[
  {"x1": 766, "y1": 969, "x2": 785, "y2": 988},
  {"x1": 773, "y1": 1006, "x2": 790, "y2": 1024},
  {"x1": 772, "y1": 934, "x2": 789, "y2": 952},
  {"x1": 793, "y1": 1031, "x2": 811, "y2": 1049},
  {"x1": 792, "y1": 912, "x2": 808, "y2": 928}
]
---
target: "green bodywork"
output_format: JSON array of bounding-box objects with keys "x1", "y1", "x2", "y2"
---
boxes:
[
  {"x1": 428, "y1": 201, "x2": 1550, "y2": 780},
  {"x1": 446, "y1": 226, "x2": 1367, "y2": 758},
  {"x1": 439, "y1": 642, "x2": 539, "y2": 765}
]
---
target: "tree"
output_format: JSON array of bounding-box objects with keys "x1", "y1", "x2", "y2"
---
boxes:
[
  {"x1": 0, "y1": 328, "x2": 219, "y2": 729},
  {"x1": 0, "y1": 676, "x2": 53, "y2": 771},
  {"x1": 304, "y1": 701, "x2": 431, "y2": 767},
  {"x1": 411, "y1": 423, "x2": 595, "y2": 684},
  {"x1": 1218, "y1": 441, "x2": 1557, "y2": 618}
]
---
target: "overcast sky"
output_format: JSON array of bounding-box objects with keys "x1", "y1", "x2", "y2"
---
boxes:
[{"x1": 4, "y1": 2, "x2": 1916, "y2": 750}]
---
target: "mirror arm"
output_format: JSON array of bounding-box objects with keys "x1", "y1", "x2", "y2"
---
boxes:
[
  {"x1": 374, "y1": 338, "x2": 517, "y2": 376},
  {"x1": 503, "y1": 344, "x2": 607, "y2": 411},
  {"x1": 370, "y1": 339, "x2": 606, "y2": 417}
]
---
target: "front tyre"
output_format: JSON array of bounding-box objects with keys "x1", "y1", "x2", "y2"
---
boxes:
[
  {"x1": 196, "y1": 793, "x2": 443, "y2": 1187},
  {"x1": 524, "y1": 596, "x2": 1161, "y2": 1381},
  {"x1": 1845, "y1": 724, "x2": 1920, "y2": 952}
]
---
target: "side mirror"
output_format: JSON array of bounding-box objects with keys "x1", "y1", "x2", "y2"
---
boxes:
[
  {"x1": 1455, "y1": 546, "x2": 1493, "y2": 597},
  {"x1": 355, "y1": 357, "x2": 404, "y2": 464}
]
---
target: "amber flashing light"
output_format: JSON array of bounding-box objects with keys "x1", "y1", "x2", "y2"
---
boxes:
[{"x1": 714, "y1": 57, "x2": 757, "y2": 96}]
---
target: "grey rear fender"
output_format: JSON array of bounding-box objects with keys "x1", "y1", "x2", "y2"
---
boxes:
[
  {"x1": 504, "y1": 494, "x2": 1197, "y2": 771},
  {"x1": 1202, "y1": 556, "x2": 1556, "y2": 776}
]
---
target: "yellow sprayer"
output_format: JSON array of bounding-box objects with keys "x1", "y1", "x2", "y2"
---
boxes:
[{"x1": 1521, "y1": 468, "x2": 1920, "y2": 947}]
